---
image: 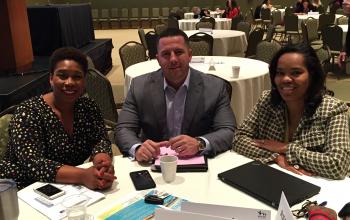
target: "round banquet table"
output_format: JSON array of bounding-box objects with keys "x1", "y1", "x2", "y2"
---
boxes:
[
  {"x1": 124, "y1": 56, "x2": 270, "y2": 125},
  {"x1": 184, "y1": 11, "x2": 222, "y2": 19},
  {"x1": 178, "y1": 18, "x2": 231, "y2": 31},
  {"x1": 184, "y1": 30, "x2": 247, "y2": 57},
  {"x1": 296, "y1": 13, "x2": 343, "y2": 28}
]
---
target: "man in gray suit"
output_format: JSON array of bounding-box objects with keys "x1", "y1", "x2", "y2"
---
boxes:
[{"x1": 116, "y1": 28, "x2": 236, "y2": 162}]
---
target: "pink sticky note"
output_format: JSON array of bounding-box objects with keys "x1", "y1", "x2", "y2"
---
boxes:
[{"x1": 154, "y1": 147, "x2": 205, "y2": 165}]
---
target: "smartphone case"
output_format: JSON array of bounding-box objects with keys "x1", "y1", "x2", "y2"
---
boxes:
[{"x1": 129, "y1": 170, "x2": 156, "y2": 190}]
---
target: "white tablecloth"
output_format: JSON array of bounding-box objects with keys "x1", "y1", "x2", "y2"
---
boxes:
[
  {"x1": 179, "y1": 18, "x2": 231, "y2": 31},
  {"x1": 18, "y1": 151, "x2": 350, "y2": 219},
  {"x1": 184, "y1": 30, "x2": 247, "y2": 57},
  {"x1": 184, "y1": 11, "x2": 222, "y2": 19},
  {"x1": 297, "y1": 13, "x2": 342, "y2": 28},
  {"x1": 339, "y1": 24, "x2": 348, "y2": 46},
  {"x1": 124, "y1": 56, "x2": 270, "y2": 125}
]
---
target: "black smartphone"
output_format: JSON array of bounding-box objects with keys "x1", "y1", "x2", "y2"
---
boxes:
[
  {"x1": 33, "y1": 184, "x2": 65, "y2": 200},
  {"x1": 129, "y1": 170, "x2": 156, "y2": 190}
]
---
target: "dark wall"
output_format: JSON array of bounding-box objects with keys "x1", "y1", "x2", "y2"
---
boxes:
[{"x1": 27, "y1": 0, "x2": 333, "y2": 15}]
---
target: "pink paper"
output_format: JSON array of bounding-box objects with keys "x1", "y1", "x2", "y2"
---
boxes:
[{"x1": 154, "y1": 147, "x2": 205, "y2": 165}]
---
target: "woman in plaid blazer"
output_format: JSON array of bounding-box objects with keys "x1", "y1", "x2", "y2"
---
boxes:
[{"x1": 233, "y1": 44, "x2": 350, "y2": 179}]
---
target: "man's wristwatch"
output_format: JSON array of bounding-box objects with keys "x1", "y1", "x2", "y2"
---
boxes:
[{"x1": 195, "y1": 137, "x2": 206, "y2": 151}]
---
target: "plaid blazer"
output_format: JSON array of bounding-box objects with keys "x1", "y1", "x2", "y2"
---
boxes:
[{"x1": 233, "y1": 90, "x2": 350, "y2": 179}]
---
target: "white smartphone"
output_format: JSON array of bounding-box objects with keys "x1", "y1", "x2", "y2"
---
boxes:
[{"x1": 33, "y1": 184, "x2": 65, "y2": 200}]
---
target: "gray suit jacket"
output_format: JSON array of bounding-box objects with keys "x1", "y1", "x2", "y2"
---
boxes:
[{"x1": 116, "y1": 68, "x2": 236, "y2": 157}]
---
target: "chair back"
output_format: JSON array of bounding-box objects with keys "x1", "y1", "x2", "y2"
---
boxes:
[
  {"x1": 119, "y1": 41, "x2": 147, "y2": 74},
  {"x1": 256, "y1": 41, "x2": 281, "y2": 64},
  {"x1": 200, "y1": 16, "x2": 216, "y2": 28},
  {"x1": 265, "y1": 24, "x2": 275, "y2": 42},
  {"x1": 231, "y1": 13, "x2": 244, "y2": 30},
  {"x1": 237, "y1": 21, "x2": 251, "y2": 39},
  {"x1": 260, "y1": 8, "x2": 271, "y2": 22},
  {"x1": 317, "y1": 5, "x2": 325, "y2": 14},
  {"x1": 85, "y1": 69, "x2": 118, "y2": 126},
  {"x1": 196, "y1": 21, "x2": 214, "y2": 30},
  {"x1": 245, "y1": 27, "x2": 264, "y2": 58},
  {"x1": 0, "y1": 105, "x2": 17, "y2": 160},
  {"x1": 305, "y1": 17, "x2": 319, "y2": 41},
  {"x1": 189, "y1": 32, "x2": 214, "y2": 56},
  {"x1": 284, "y1": 14, "x2": 299, "y2": 32},
  {"x1": 336, "y1": 15, "x2": 349, "y2": 25},
  {"x1": 168, "y1": 16, "x2": 179, "y2": 29},
  {"x1": 301, "y1": 21, "x2": 309, "y2": 44},
  {"x1": 321, "y1": 25, "x2": 343, "y2": 52},
  {"x1": 145, "y1": 31, "x2": 158, "y2": 59},
  {"x1": 138, "y1": 28, "x2": 148, "y2": 50},
  {"x1": 154, "y1": 23, "x2": 167, "y2": 35},
  {"x1": 318, "y1": 13, "x2": 335, "y2": 33},
  {"x1": 271, "y1": 9, "x2": 283, "y2": 26}
]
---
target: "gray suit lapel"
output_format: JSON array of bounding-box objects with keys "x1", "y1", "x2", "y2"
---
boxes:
[
  {"x1": 149, "y1": 71, "x2": 168, "y2": 138},
  {"x1": 182, "y1": 70, "x2": 203, "y2": 133}
]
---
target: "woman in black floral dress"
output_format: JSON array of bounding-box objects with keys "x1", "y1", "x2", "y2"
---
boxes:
[{"x1": 0, "y1": 47, "x2": 116, "y2": 189}]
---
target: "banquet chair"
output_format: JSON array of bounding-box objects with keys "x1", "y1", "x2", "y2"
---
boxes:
[
  {"x1": 321, "y1": 25, "x2": 343, "y2": 75},
  {"x1": 189, "y1": 32, "x2": 214, "y2": 56},
  {"x1": 138, "y1": 28, "x2": 149, "y2": 59},
  {"x1": 119, "y1": 41, "x2": 147, "y2": 75},
  {"x1": 271, "y1": 9, "x2": 285, "y2": 40},
  {"x1": 150, "y1": 8, "x2": 161, "y2": 27},
  {"x1": 284, "y1": 14, "x2": 300, "y2": 44},
  {"x1": 237, "y1": 21, "x2": 251, "y2": 39},
  {"x1": 110, "y1": 8, "x2": 120, "y2": 29},
  {"x1": 140, "y1": 8, "x2": 151, "y2": 28},
  {"x1": 284, "y1": 6, "x2": 295, "y2": 16},
  {"x1": 0, "y1": 105, "x2": 17, "y2": 160},
  {"x1": 200, "y1": 17, "x2": 216, "y2": 29},
  {"x1": 301, "y1": 19, "x2": 323, "y2": 50},
  {"x1": 265, "y1": 24, "x2": 275, "y2": 42},
  {"x1": 314, "y1": 45, "x2": 332, "y2": 74},
  {"x1": 249, "y1": 7, "x2": 262, "y2": 29},
  {"x1": 260, "y1": 7, "x2": 272, "y2": 30},
  {"x1": 168, "y1": 15, "x2": 179, "y2": 29},
  {"x1": 230, "y1": 14, "x2": 244, "y2": 30},
  {"x1": 256, "y1": 41, "x2": 281, "y2": 64},
  {"x1": 245, "y1": 27, "x2": 264, "y2": 58},
  {"x1": 154, "y1": 23, "x2": 167, "y2": 35},
  {"x1": 99, "y1": 9, "x2": 110, "y2": 29},
  {"x1": 85, "y1": 68, "x2": 119, "y2": 143},
  {"x1": 196, "y1": 21, "x2": 214, "y2": 30},
  {"x1": 145, "y1": 31, "x2": 158, "y2": 59},
  {"x1": 91, "y1": 8, "x2": 100, "y2": 29},
  {"x1": 207, "y1": 74, "x2": 232, "y2": 100},
  {"x1": 120, "y1": 8, "x2": 130, "y2": 29},
  {"x1": 130, "y1": 8, "x2": 140, "y2": 28},
  {"x1": 336, "y1": 15, "x2": 349, "y2": 25},
  {"x1": 318, "y1": 13, "x2": 335, "y2": 34}
]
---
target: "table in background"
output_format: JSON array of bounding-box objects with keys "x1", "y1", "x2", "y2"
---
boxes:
[
  {"x1": 124, "y1": 56, "x2": 270, "y2": 125},
  {"x1": 27, "y1": 3, "x2": 95, "y2": 56},
  {"x1": 179, "y1": 18, "x2": 231, "y2": 31},
  {"x1": 18, "y1": 151, "x2": 350, "y2": 219},
  {"x1": 296, "y1": 13, "x2": 342, "y2": 28},
  {"x1": 184, "y1": 30, "x2": 247, "y2": 57},
  {"x1": 184, "y1": 11, "x2": 222, "y2": 19}
]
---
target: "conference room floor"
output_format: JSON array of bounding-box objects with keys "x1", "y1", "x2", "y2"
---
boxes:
[{"x1": 96, "y1": 28, "x2": 350, "y2": 113}]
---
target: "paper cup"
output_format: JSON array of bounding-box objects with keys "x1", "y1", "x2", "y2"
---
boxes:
[
  {"x1": 232, "y1": 66, "x2": 240, "y2": 78},
  {"x1": 160, "y1": 155, "x2": 178, "y2": 183},
  {"x1": 61, "y1": 194, "x2": 89, "y2": 220}
]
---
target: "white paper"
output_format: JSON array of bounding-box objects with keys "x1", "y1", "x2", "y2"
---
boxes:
[
  {"x1": 18, "y1": 183, "x2": 105, "y2": 220},
  {"x1": 155, "y1": 208, "x2": 231, "y2": 220},
  {"x1": 275, "y1": 192, "x2": 295, "y2": 220},
  {"x1": 181, "y1": 202, "x2": 271, "y2": 220}
]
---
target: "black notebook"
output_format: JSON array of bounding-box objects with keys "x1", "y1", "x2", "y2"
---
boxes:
[{"x1": 218, "y1": 161, "x2": 321, "y2": 208}]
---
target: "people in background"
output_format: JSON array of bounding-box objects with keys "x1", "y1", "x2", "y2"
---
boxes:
[
  {"x1": 295, "y1": 0, "x2": 317, "y2": 13},
  {"x1": 116, "y1": 28, "x2": 236, "y2": 162},
  {"x1": 233, "y1": 43, "x2": 350, "y2": 180},
  {"x1": 329, "y1": 0, "x2": 343, "y2": 14},
  {"x1": 261, "y1": 0, "x2": 275, "y2": 10},
  {"x1": 0, "y1": 47, "x2": 116, "y2": 189},
  {"x1": 338, "y1": 0, "x2": 350, "y2": 68},
  {"x1": 192, "y1": 6, "x2": 201, "y2": 19},
  {"x1": 200, "y1": 8, "x2": 210, "y2": 18},
  {"x1": 312, "y1": 0, "x2": 323, "y2": 8},
  {"x1": 224, "y1": 0, "x2": 240, "y2": 18}
]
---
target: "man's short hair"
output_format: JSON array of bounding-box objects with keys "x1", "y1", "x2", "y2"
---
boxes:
[
  {"x1": 156, "y1": 28, "x2": 190, "y2": 48},
  {"x1": 49, "y1": 47, "x2": 88, "y2": 75}
]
